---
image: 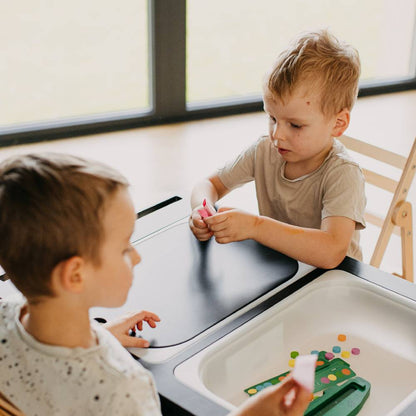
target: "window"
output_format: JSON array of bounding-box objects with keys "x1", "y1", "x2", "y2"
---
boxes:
[
  {"x1": 1, "y1": 0, "x2": 415, "y2": 145},
  {"x1": 187, "y1": 0, "x2": 416, "y2": 105},
  {"x1": 0, "y1": 1, "x2": 149, "y2": 133}
]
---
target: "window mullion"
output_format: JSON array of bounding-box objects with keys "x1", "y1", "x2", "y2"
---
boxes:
[{"x1": 150, "y1": 0, "x2": 187, "y2": 118}]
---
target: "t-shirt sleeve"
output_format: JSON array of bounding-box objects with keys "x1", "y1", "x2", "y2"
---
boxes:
[
  {"x1": 217, "y1": 139, "x2": 259, "y2": 190},
  {"x1": 321, "y1": 163, "x2": 366, "y2": 230}
]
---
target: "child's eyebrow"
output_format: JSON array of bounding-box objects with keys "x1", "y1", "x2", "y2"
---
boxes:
[
  {"x1": 286, "y1": 112, "x2": 311, "y2": 123},
  {"x1": 287, "y1": 116, "x2": 307, "y2": 124}
]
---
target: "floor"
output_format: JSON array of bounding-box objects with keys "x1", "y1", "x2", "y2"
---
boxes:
[{"x1": 1, "y1": 90, "x2": 415, "y2": 281}]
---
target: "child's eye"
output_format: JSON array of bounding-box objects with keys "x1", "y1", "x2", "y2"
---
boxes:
[
  {"x1": 269, "y1": 115, "x2": 276, "y2": 123},
  {"x1": 290, "y1": 123, "x2": 302, "y2": 129}
]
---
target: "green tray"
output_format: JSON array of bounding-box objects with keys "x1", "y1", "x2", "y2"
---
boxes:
[
  {"x1": 305, "y1": 376, "x2": 371, "y2": 416},
  {"x1": 244, "y1": 351, "x2": 355, "y2": 396}
]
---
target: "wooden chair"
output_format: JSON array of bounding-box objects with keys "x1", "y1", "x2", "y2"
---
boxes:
[
  {"x1": 0, "y1": 392, "x2": 24, "y2": 416},
  {"x1": 339, "y1": 135, "x2": 416, "y2": 282}
]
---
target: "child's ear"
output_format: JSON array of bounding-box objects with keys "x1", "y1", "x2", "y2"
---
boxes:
[
  {"x1": 51, "y1": 256, "x2": 86, "y2": 294},
  {"x1": 331, "y1": 108, "x2": 350, "y2": 137}
]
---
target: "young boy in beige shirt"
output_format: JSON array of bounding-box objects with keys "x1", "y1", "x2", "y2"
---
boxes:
[{"x1": 190, "y1": 29, "x2": 366, "y2": 269}]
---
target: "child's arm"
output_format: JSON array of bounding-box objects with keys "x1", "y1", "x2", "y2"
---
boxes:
[
  {"x1": 189, "y1": 175, "x2": 230, "y2": 241},
  {"x1": 204, "y1": 210, "x2": 355, "y2": 269},
  {"x1": 104, "y1": 310, "x2": 160, "y2": 348},
  {"x1": 229, "y1": 376, "x2": 311, "y2": 416}
]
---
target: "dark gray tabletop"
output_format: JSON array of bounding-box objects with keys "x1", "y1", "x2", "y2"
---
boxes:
[{"x1": 92, "y1": 220, "x2": 298, "y2": 347}]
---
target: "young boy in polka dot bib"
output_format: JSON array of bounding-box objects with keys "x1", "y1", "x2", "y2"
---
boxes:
[{"x1": 0, "y1": 154, "x2": 310, "y2": 416}]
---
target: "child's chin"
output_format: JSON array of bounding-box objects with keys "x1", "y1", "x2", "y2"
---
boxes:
[{"x1": 102, "y1": 297, "x2": 128, "y2": 309}]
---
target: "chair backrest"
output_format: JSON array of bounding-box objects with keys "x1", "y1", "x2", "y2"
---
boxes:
[
  {"x1": 0, "y1": 392, "x2": 24, "y2": 416},
  {"x1": 339, "y1": 135, "x2": 416, "y2": 282}
]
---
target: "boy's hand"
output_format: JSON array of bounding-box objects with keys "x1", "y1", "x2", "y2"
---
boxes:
[
  {"x1": 204, "y1": 207, "x2": 258, "y2": 243},
  {"x1": 230, "y1": 376, "x2": 311, "y2": 416},
  {"x1": 189, "y1": 205, "x2": 214, "y2": 241},
  {"x1": 104, "y1": 311, "x2": 160, "y2": 348}
]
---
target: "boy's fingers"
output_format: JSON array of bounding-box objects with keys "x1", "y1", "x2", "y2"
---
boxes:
[
  {"x1": 205, "y1": 213, "x2": 228, "y2": 226},
  {"x1": 190, "y1": 217, "x2": 211, "y2": 238},
  {"x1": 133, "y1": 315, "x2": 161, "y2": 332},
  {"x1": 195, "y1": 225, "x2": 211, "y2": 235},
  {"x1": 272, "y1": 376, "x2": 297, "y2": 395},
  {"x1": 147, "y1": 312, "x2": 160, "y2": 321},
  {"x1": 191, "y1": 224, "x2": 213, "y2": 239},
  {"x1": 276, "y1": 379, "x2": 311, "y2": 413},
  {"x1": 217, "y1": 206, "x2": 233, "y2": 213},
  {"x1": 122, "y1": 311, "x2": 160, "y2": 328},
  {"x1": 286, "y1": 386, "x2": 312, "y2": 414},
  {"x1": 189, "y1": 212, "x2": 216, "y2": 240},
  {"x1": 215, "y1": 236, "x2": 232, "y2": 244},
  {"x1": 193, "y1": 218, "x2": 209, "y2": 229},
  {"x1": 212, "y1": 226, "x2": 234, "y2": 239},
  {"x1": 145, "y1": 318, "x2": 157, "y2": 328},
  {"x1": 133, "y1": 311, "x2": 160, "y2": 322},
  {"x1": 193, "y1": 228, "x2": 213, "y2": 241},
  {"x1": 209, "y1": 221, "x2": 229, "y2": 233},
  {"x1": 123, "y1": 336, "x2": 150, "y2": 348},
  {"x1": 198, "y1": 234, "x2": 213, "y2": 242}
]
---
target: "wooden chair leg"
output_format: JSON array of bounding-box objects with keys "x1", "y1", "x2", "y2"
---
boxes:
[
  {"x1": 392, "y1": 201, "x2": 414, "y2": 282},
  {"x1": 370, "y1": 217, "x2": 395, "y2": 269},
  {"x1": 0, "y1": 392, "x2": 24, "y2": 416}
]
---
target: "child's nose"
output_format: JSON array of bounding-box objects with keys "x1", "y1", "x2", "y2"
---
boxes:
[
  {"x1": 131, "y1": 247, "x2": 141, "y2": 265},
  {"x1": 271, "y1": 122, "x2": 283, "y2": 140},
  {"x1": 271, "y1": 123, "x2": 285, "y2": 144}
]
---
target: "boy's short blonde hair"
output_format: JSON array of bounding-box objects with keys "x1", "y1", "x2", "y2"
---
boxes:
[
  {"x1": 267, "y1": 29, "x2": 361, "y2": 117},
  {"x1": 0, "y1": 153, "x2": 129, "y2": 300}
]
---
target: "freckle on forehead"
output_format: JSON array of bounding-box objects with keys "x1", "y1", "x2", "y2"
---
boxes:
[{"x1": 306, "y1": 101, "x2": 310, "y2": 105}]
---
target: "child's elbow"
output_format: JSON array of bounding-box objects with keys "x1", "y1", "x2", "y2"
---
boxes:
[
  {"x1": 317, "y1": 257, "x2": 344, "y2": 270},
  {"x1": 314, "y1": 247, "x2": 347, "y2": 270}
]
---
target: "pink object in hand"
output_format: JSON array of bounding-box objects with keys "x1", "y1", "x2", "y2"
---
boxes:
[
  {"x1": 198, "y1": 208, "x2": 210, "y2": 219},
  {"x1": 198, "y1": 198, "x2": 216, "y2": 219},
  {"x1": 203, "y1": 198, "x2": 216, "y2": 216}
]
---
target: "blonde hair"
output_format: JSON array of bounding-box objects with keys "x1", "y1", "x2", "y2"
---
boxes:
[
  {"x1": 267, "y1": 29, "x2": 361, "y2": 116},
  {"x1": 0, "y1": 153, "x2": 129, "y2": 299}
]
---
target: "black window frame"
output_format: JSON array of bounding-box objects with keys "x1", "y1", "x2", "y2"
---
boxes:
[{"x1": 1, "y1": 0, "x2": 416, "y2": 147}]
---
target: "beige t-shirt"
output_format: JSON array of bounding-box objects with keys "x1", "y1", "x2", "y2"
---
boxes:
[{"x1": 217, "y1": 136, "x2": 366, "y2": 261}]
